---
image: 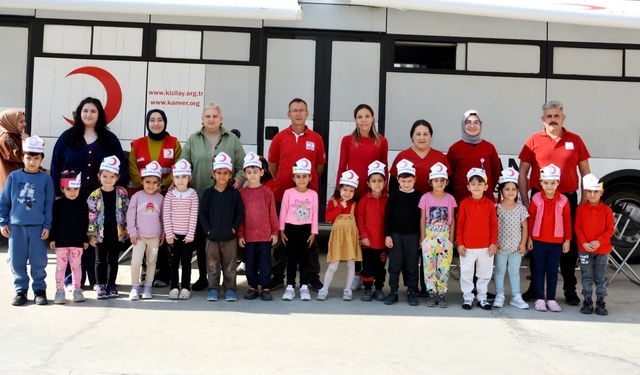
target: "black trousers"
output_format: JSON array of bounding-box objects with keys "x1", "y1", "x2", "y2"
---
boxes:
[
  {"x1": 361, "y1": 248, "x2": 387, "y2": 290},
  {"x1": 194, "y1": 221, "x2": 208, "y2": 282},
  {"x1": 95, "y1": 239, "x2": 120, "y2": 285},
  {"x1": 284, "y1": 224, "x2": 312, "y2": 287},
  {"x1": 388, "y1": 233, "x2": 419, "y2": 293},
  {"x1": 169, "y1": 235, "x2": 193, "y2": 290}
]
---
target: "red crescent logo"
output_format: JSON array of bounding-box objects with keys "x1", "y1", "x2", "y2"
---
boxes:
[
  {"x1": 109, "y1": 158, "x2": 118, "y2": 166},
  {"x1": 549, "y1": 165, "x2": 557, "y2": 174},
  {"x1": 220, "y1": 154, "x2": 228, "y2": 162},
  {"x1": 150, "y1": 163, "x2": 159, "y2": 170},
  {"x1": 435, "y1": 164, "x2": 444, "y2": 172},
  {"x1": 507, "y1": 169, "x2": 516, "y2": 176},
  {"x1": 346, "y1": 171, "x2": 355, "y2": 179},
  {"x1": 64, "y1": 66, "x2": 123, "y2": 126},
  {"x1": 179, "y1": 160, "x2": 188, "y2": 169},
  {"x1": 398, "y1": 161, "x2": 407, "y2": 168},
  {"x1": 301, "y1": 159, "x2": 309, "y2": 168},
  {"x1": 556, "y1": 3, "x2": 606, "y2": 11}
]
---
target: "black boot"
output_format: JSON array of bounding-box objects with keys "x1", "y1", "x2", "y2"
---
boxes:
[
  {"x1": 580, "y1": 295, "x2": 593, "y2": 314},
  {"x1": 595, "y1": 297, "x2": 608, "y2": 316}
]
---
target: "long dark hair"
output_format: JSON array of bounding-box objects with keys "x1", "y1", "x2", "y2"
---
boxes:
[
  {"x1": 410, "y1": 119, "x2": 433, "y2": 138},
  {"x1": 332, "y1": 184, "x2": 359, "y2": 202},
  {"x1": 351, "y1": 104, "x2": 379, "y2": 145},
  {"x1": 68, "y1": 97, "x2": 110, "y2": 147}
]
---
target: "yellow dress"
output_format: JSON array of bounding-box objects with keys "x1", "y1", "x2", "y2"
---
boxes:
[{"x1": 327, "y1": 201, "x2": 362, "y2": 262}]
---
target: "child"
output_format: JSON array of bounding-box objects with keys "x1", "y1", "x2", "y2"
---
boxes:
[
  {"x1": 127, "y1": 161, "x2": 165, "y2": 300},
  {"x1": 163, "y1": 159, "x2": 199, "y2": 300},
  {"x1": 0, "y1": 135, "x2": 54, "y2": 306},
  {"x1": 419, "y1": 162, "x2": 457, "y2": 308},
  {"x1": 457, "y1": 167, "x2": 498, "y2": 310},
  {"x1": 384, "y1": 159, "x2": 421, "y2": 306},
  {"x1": 317, "y1": 170, "x2": 362, "y2": 301},
  {"x1": 493, "y1": 168, "x2": 529, "y2": 309},
  {"x1": 575, "y1": 174, "x2": 614, "y2": 315},
  {"x1": 50, "y1": 171, "x2": 89, "y2": 304},
  {"x1": 238, "y1": 152, "x2": 279, "y2": 301},
  {"x1": 357, "y1": 161, "x2": 388, "y2": 302},
  {"x1": 526, "y1": 164, "x2": 571, "y2": 312},
  {"x1": 87, "y1": 155, "x2": 129, "y2": 299},
  {"x1": 279, "y1": 158, "x2": 318, "y2": 301},
  {"x1": 199, "y1": 152, "x2": 244, "y2": 302}
]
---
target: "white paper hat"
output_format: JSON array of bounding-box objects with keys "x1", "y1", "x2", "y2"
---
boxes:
[
  {"x1": 243, "y1": 152, "x2": 262, "y2": 169},
  {"x1": 466, "y1": 167, "x2": 487, "y2": 182},
  {"x1": 60, "y1": 171, "x2": 81, "y2": 188},
  {"x1": 339, "y1": 170, "x2": 359, "y2": 188},
  {"x1": 292, "y1": 158, "x2": 312, "y2": 175},
  {"x1": 498, "y1": 167, "x2": 519, "y2": 185},
  {"x1": 22, "y1": 135, "x2": 45, "y2": 153},
  {"x1": 540, "y1": 163, "x2": 561, "y2": 181},
  {"x1": 213, "y1": 152, "x2": 233, "y2": 172},
  {"x1": 367, "y1": 160, "x2": 386, "y2": 177},
  {"x1": 141, "y1": 161, "x2": 162, "y2": 178},
  {"x1": 583, "y1": 174, "x2": 603, "y2": 191},
  {"x1": 172, "y1": 159, "x2": 192, "y2": 176},
  {"x1": 396, "y1": 159, "x2": 416, "y2": 176},
  {"x1": 99, "y1": 155, "x2": 120, "y2": 174},
  {"x1": 429, "y1": 162, "x2": 448, "y2": 180}
]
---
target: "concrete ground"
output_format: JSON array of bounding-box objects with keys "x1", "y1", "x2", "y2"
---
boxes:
[{"x1": 0, "y1": 246, "x2": 639, "y2": 375}]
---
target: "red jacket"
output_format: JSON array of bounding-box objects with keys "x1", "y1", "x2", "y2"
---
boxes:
[
  {"x1": 575, "y1": 201, "x2": 614, "y2": 254},
  {"x1": 356, "y1": 192, "x2": 388, "y2": 249},
  {"x1": 456, "y1": 196, "x2": 498, "y2": 249}
]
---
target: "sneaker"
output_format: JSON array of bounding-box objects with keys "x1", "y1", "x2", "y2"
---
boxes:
[
  {"x1": 522, "y1": 288, "x2": 536, "y2": 302},
  {"x1": 493, "y1": 294, "x2": 505, "y2": 308},
  {"x1": 34, "y1": 290, "x2": 48, "y2": 305},
  {"x1": 168, "y1": 288, "x2": 180, "y2": 300},
  {"x1": 580, "y1": 297, "x2": 594, "y2": 315},
  {"x1": 243, "y1": 288, "x2": 259, "y2": 300},
  {"x1": 547, "y1": 300, "x2": 562, "y2": 312},
  {"x1": 207, "y1": 289, "x2": 218, "y2": 301},
  {"x1": 437, "y1": 294, "x2": 448, "y2": 308},
  {"x1": 54, "y1": 290, "x2": 66, "y2": 304},
  {"x1": 270, "y1": 277, "x2": 285, "y2": 291},
  {"x1": 300, "y1": 286, "x2": 311, "y2": 301},
  {"x1": 384, "y1": 292, "x2": 398, "y2": 305},
  {"x1": 462, "y1": 299, "x2": 473, "y2": 310},
  {"x1": 509, "y1": 295, "x2": 529, "y2": 309},
  {"x1": 595, "y1": 300, "x2": 608, "y2": 316},
  {"x1": 425, "y1": 294, "x2": 437, "y2": 307},
  {"x1": 486, "y1": 292, "x2": 496, "y2": 302},
  {"x1": 373, "y1": 290, "x2": 386, "y2": 302},
  {"x1": 350, "y1": 276, "x2": 362, "y2": 292},
  {"x1": 316, "y1": 288, "x2": 329, "y2": 301},
  {"x1": 282, "y1": 285, "x2": 295, "y2": 301},
  {"x1": 142, "y1": 286, "x2": 153, "y2": 299},
  {"x1": 260, "y1": 289, "x2": 273, "y2": 301},
  {"x1": 361, "y1": 289, "x2": 373, "y2": 302},
  {"x1": 11, "y1": 291, "x2": 27, "y2": 306},
  {"x1": 477, "y1": 300, "x2": 492, "y2": 310},
  {"x1": 129, "y1": 287, "x2": 140, "y2": 301},
  {"x1": 225, "y1": 289, "x2": 237, "y2": 302},
  {"x1": 72, "y1": 288, "x2": 85, "y2": 303},
  {"x1": 418, "y1": 289, "x2": 429, "y2": 298},
  {"x1": 178, "y1": 289, "x2": 191, "y2": 300},
  {"x1": 235, "y1": 262, "x2": 246, "y2": 275},
  {"x1": 96, "y1": 284, "x2": 108, "y2": 299},
  {"x1": 407, "y1": 291, "x2": 419, "y2": 306},
  {"x1": 107, "y1": 284, "x2": 119, "y2": 298},
  {"x1": 309, "y1": 279, "x2": 323, "y2": 292},
  {"x1": 343, "y1": 289, "x2": 353, "y2": 301},
  {"x1": 152, "y1": 279, "x2": 168, "y2": 288},
  {"x1": 534, "y1": 299, "x2": 547, "y2": 311},
  {"x1": 565, "y1": 292, "x2": 580, "y2": 306},
  {"x1": 191, "y1": 278, "x2": 208, "y2": 291}
]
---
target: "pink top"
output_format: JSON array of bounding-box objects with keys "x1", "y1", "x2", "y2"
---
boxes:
[
  {"x1": 126, "y1": 190, "x2": 164, "y2": 238},
  {"x1": 418, "y1": 192, "x2": 457, "y2": 227},
  {"x1": 238, "y1": 184, "x2": 279, "y2": 242},
  {"x1": 163, "y1": 187, "x2": 198, "y2": 242},
  {"x1": 279, "y1": 187, "x2": 319, "y2": 234}
]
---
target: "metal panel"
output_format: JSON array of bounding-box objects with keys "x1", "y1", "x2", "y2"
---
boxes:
[
  {"x1": 92, "y1": 26, "x2": 143, "y2": 57},
  {"x1": 202, "y1": 31, "x2": 251, "y2": 62},
  {"x1": 467, "y1": 43, "x2": 540, "y2": 74},
  {"x1": 43, "y1": 24, "x2": 92, "y2": 55},
  {"x1": 156, "y1": 29, "x2": 202, "y2": 60},
  {"x1": 549, "y1": 23, "x2": 640, "y2": 44},
  {"x1": 627, "y1": 50, "x2": 640, "y2": 78},
  {"x1": 0, "y1": 26, "x2": 28, "y2": 109},
  {"x1": 554, "y1": 47, "x2": 623, "y2": 77}
]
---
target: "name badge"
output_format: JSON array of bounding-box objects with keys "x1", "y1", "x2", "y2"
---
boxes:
[
  {"x1": 163, "y1": 148, "x2": 174, "y2": 158},
  {"x1": 565, "y1": 142, "x2": 574, "y2": 150},
  {"x1": 306, "y1": 141, "x2": 315, "y2": 151}
]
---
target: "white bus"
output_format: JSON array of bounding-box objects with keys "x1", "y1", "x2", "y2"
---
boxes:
[{"x1": 0, "y1": 1, "x2": 638, "y2": 257}]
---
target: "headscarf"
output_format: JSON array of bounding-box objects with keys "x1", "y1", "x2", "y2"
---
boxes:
[
  {"x1": 0, "y1": 109, "x2": 25, "y2": 136},
  {"x1": 146, "y1": 109, "x2": 168, "y2": 141},
  {"x1": 461, "y1": 109, "x2": 482, "y2": 145}
]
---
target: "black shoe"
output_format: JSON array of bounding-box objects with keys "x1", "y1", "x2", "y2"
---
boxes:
[
  {"x1": 595, "y1": 299, "x2": 608, "y2": 316},
  {"x1": 407, "y1": 291, "x2": 419, "y2": 306},
  {"x1": 477, "y1": 300, "x2": 492, "y2": 310},
  {"x1": 522, "y1": 288, "x2": 536, "y2": 302},
  {"x1": 418, "y1": 289, "x2": 429, "y2": 298},
  {"x1": 309, "y1": 279, "x2": 323, "y2": 292},
  {"x1": 12, "y1": 290, "x2": 27, "y2": 306},
  {"x1": 384, "y1": 292, "x2": 398, "y2": 305},
  {"x1": 191, "y1": 278, "x2": 208, "y2": 291},
  {"x1": 361, "y1": 289, "x2": 373, "y2": 302},
  {"x1": 270, "y1": 277, "x2": 284, "y2": 291},
  {"x1": 565, "y1": 292, "x2": 580, "y2": 306},
  {"x1": 486, "y1": 292, "x2": 496, "y2": 302},
  {"x1": 260, "y1": 290, "x2": 273, "y2": 301},
  {"x1": 580, "y1": 297, "x2": 594, "y2": 315},
  {"x1": 373, "y1": 289, "x2": 386, "y2": 302},
  {"x1": 34, "y1": 290, "x2": 48, "y2": 305},
  {"x1": 462, "y1": 299, "x2": 473, "y2": 310},
  {"x1": 243, "y1": 288, "x2": 259, "y2": 300}
]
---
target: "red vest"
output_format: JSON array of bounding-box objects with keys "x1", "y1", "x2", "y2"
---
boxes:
[{"x1": 131, "y1": 135, "x2": 178, "y2": 181}]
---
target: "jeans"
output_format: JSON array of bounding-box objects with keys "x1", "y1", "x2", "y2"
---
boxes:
[
  {"x1": 579, "y1": 252, "x2": 609, "y2": 299},
  {"x1": 532, "y1": 240, "x2": 562, "y2": 300},
  {"x1": 7, "y1": 224, "x2": 48, "y2": 292},
  {"x1": 206, "y1": 239, "x2": 237, "y2": 291},
  {"x1": 494, "y1": 252, "x2": 523, "y2": 296},
  {"x1": 244, "y1": 241, "x2": 272, "y2": 289}
]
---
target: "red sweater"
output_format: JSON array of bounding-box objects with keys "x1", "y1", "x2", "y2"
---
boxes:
[
  {"x1": 446, "y1": 140, "x2": 501, "y2": 204},
  {"x1": 325, "y1": 199, "x2": 355, "y2": 223},
  {"x1": 575, "y1": 201, "x2": 614, "y2": 254},
  {"x1": 238, "y1": 185, "x2": 279, "y2": 243},
  {"x1": 390, "y1": 148, "x2": 449, "y2": 194},
  {"x1": 356, "y1": 192, "x2": 388, "y2": 249},
  {"x1": 336, "y1": 135, "x2": 388, "y2": 198},
  {"x1": 528, "y1": 192, "x2": 572, "y2": 244},
  {"x1": 456, "y1": 196, "x2": 498, "y2": 248}
]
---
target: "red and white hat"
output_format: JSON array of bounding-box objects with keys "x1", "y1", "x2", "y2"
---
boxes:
[
  {"x1": 22, "y1": 135, "x2": 45, "y2": 153},
  {"x1": 141, "y1": 161, "x2": 162, "y2": 178},
  {"x1": 292, "y1": 158, "x2": 312, "y2": 175},
  {"x1": 396, "y1": 159, "x2": 416, "y2": 176},
  {"x1": 243, "y1": 152, "x2": 262, "y2": 169},
  {"x1": 60, "y1": 171, "x2": 81, "y2": 188},
  {"x1": 429, "y1": 162, "x2": 448, "y2": 180},
  {"x1": 367, "y1": 160, "x2": 386, "y2": 177},
  {"x1": 213, "y1": 152, "x2": 233, "y2": 172},
  {"x1": 540, "y1": 164, "x2": 561, "y2": 181},
  {"x1": 172, "y1": 159, "x2": 192, "y2": 176},
  {"x1": 583, "y1": 174, "x2": 603, "y2": 191},
  {"x1": 99, "y1": 155, "x2": 120, "y2": 174},
  {"x1": 339, "y1": 170, "x2": 359, "y2": 188},
  {"x1": 466, "y1": 167, "x2": 487, "y2": 182},
  {"x1": 498, "y1": 167, "x2": 519, "y2": 184}
]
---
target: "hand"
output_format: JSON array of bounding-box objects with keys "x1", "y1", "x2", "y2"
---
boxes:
[
  {"x1": 306, "y1": 233, "x2": 316, "y2": 247},
  {"x1": 527, "y1": 238, "x2": 533, "y2": 251},
  {"x1": 518, "y1": 243, "x2": 527, "y2": 255},
  {"x1": 457, "y1": 245, "x2": 466, "y2": 257},
  {"x1": 385, "y1": 236, "x2": 393, "y2": 249},
  {"x1": 280, "y1": 231, "x2": 288, "y2": 245},
  {"x1": 270, "y1": 234, "x2": 278, "y2": 246},
  {"x1": 49, "y1": 241, "x2": 56, "y2": 250},
  {"x1": 159, "y1": 234, "x2": 165, "y2": 246},
  {"x1": 360, "y1": 238, "x2": 370, "y2": 248},
  {"x1": 340, "y1": 200, "x2": 348, "y2": 208},
  {"x1": 589, "y1": 240, "x2": 601, "y2": 250},
  {"x1": 0, "y1": 226, "x2": 9, "y2": 238},
  {"x1": 488, "y1": 244, "x2": 498, "y2": 256},
  {"x1": 41, "y1": 228, "x2": 49, "y2": 240},
  {"x1": 239, "y1": 238, "x2": 246, "y2": 248},
  {"x1": 231, "y1": 228, "x2": 236, "y2": 235},
  {"x1": 83, "y1": 242, "x2": 89, "y2": 250},
  {"x1": 89, "y1": 236, "x2": 97, "y2": 247},
  {"x1": 130, "y1": 235, "x2": 138, "y2": 245},
  {"x1": 233, "y1": 177, "x2": 243, "y2": 190},
  {"x1": 583, "y1": 243, "x2": 594, "y2": 253},
  {"x1": 562, "y1": 240, "x2": 570, "y2": 253},
  {"x1": 166, "y1": 237, "x2": 174, "y2": 246},
  {"x1": 184, "y1": 238, "x2": 193, "y2": 244}
]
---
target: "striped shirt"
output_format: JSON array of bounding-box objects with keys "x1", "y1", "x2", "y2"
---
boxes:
[{"x1": 163, "y1": 187, "x2": 199, "y2": 242}]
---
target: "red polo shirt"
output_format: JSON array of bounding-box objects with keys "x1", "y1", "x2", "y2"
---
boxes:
[
  {"x1": 268, "y1": 126, "x2": 326, "y2": 201},
  {"x1": 518, "y1": 128, "x2": 590, "y2": 193}
]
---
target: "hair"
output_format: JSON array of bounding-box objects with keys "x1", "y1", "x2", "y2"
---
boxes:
[
  {"x1": 202, "y1": 102, "x2": 223, "y2": 117},
  {"x1": 352, "y1": 104, "x2": 380, "y2": 145},
  {"x1": 398, "y1": 172, "x2": 415, "y2": 179},
  {"x1": 410, "y1": 119, "x2": 433, "y2": 138},
  {"x1": 542, "y1": 100, "x2": 564, "y2": 112},
  {"x1": 288, "y1": 98, "x2": 308, "y2": 110},
  {"x1": 368, "y1": 172, "x2": 386, "y2": 181},
  {"x1": 98, "y1": 169, "x2": 119, "y2": 176},
  {"x1": 467, "y1": 175, "x2": 486, "y2": 184},
  {"x1": 498, "y1": 181, "x2": 518, "y2": 202},
  {"x1": 69, "y1": 97, "x2": 110, "y2": 148},
  {"x1": 24, "y1": 151, "x2": 44, "y2": 158},
  {"x1": 141, "y1": 175, "x2": 161, "y2": 182},
  {"x1": 243, "y1": 165, "x2": 262, "y2": 172},
  {"x1": 332, "y1": 184, "x2": 358, "y2": 201}
]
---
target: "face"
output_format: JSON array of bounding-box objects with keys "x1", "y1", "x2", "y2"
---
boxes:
[
  {"x1": 244, "y1": 166, "x2": 263, "y2": 184},
  {"x1": 398, "y1": 176, "x2": 416, "y2": 192},
  {"x1": 411, "y1": 125, "x2": 432, "y2": 151},
  {"x1": 463, "y1": 115, "x2": 482, "y2": 137},
  {"x1": 202, "y1": 108, "x2": 223, "y2": 133},
  {"x1": 173, "y1": 174, "x2": 191, "y2": 190},
  {"x1": 17, "y1": 114, "x2": 26, "y2": 132},
  {"x1": 541, "y1": 108, "x2": 565, "y2": 134},
  {"x1": 501, "y1": 182, "x2": 518, "y2": 201},
  {"x1": 148, "y1": 112, "x2": 165, "y2": 135},
  {"x1": 585, "y1": 189, "x2": 603, "y2": 205},
  {"x1": 355, "y1": 108, "x2": 374, "y2": 136},
  {"x1": 340, "y1": 185, "x2": 355, "y2": 202},
  {"x1": 81, "y1": 103, "x2": 99, "y2": 128},
  {"x1": 367, "y1": 174, "x2": 385, "y2": 194},
  {"x1": 540, "y1": 179, "x2": 559, "y2": 196},
  {"x1": 98, "y1": 170, "x2": 118, "y2": 189},
  {"x1": 288, "y1": 102, "x2": 308, "y2": 127},
  {"x1": 430, "y1": 177, "x2": 448, "y2": 192},
  {"x1": 467, "y1": 178, "x2": 488, "y2": 198},
  {"x1": 142, "y1": 176, "x2": 160, "y2": 194},
  {"x1": 293, "y1": 173, "x2": 311, "y2": 189},
  {"x1": 22, "y1": 153, "x2": 43, "y2": 173},
  {"x1": 62, "y1": 187, "x2": 80, "y2": 200},
  {"x1": 213, "y1": 168, "x2": 231, "y2": 186}
]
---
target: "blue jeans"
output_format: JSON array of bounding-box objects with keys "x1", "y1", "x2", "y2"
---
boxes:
[
  {"x1": 494, "y1": 252, "x2": 523, "y2": 296},
  {"x1": 579, "y1": 252, "x2": 609, "y2": 300},
  {"x1": 244, "y1": 241, "x2": 272, "y2": 289},
  {"x1": 7, "y1": 224, "x2": 48, "y2": 292},
  {"x1": 532, "y1": 240, "x2": 562, "y2": 300}
]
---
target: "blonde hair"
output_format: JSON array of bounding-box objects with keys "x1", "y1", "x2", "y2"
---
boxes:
[{"x1": 202, "y1": 102, "x2": 223, "y2": 117}]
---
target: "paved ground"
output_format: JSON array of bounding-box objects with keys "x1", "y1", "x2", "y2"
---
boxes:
[{"x1": 0, "y1": 246, "x2": 639, "y2": 375}]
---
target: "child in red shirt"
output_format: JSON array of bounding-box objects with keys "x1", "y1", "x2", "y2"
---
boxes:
[
  {"x1": 575, "y1": 174, "x2": 614, "y2": 315},
  {"x1": 527, "y1": 164, "x2": 571, "y2": 312}
]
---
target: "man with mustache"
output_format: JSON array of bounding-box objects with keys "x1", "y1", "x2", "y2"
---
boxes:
[{"x1": 518, "y1": 100, "x2": 591, "y2": 306}]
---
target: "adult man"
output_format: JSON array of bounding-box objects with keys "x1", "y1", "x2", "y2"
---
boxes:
[
  {"x1": 518, "y1": 100, "x2": 590, "y2": 306},
  {"x1": 268, "y1": 98, "x2": 326, "y2": 291}
]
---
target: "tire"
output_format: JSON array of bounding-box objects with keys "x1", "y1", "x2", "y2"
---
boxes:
[{"x1": 603, "y1": 182, "x2": 640, "y2": 263}]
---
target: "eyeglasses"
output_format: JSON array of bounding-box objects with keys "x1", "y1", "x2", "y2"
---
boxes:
[{"x1": 464, "y1": 120, "x2": 481, "y2": 126}]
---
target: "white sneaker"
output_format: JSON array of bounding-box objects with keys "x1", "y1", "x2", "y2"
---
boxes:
[
  {"x1": 300, "y1": 286, "x2": 311, "y2": 301},
  {"x1": 343, "y1": 288, "x2": 353, "y2": 301},
  {"x1": 236, "y1": 262, "x2": 246, "y2": 273},
  {"x1": 510, "y1": 295, "x2": 530, "y2": 309},
  {"x1": 142, "y1": 286, "x2": 153, "y2": 299},
  {"x1": 168, "y1": 288, "x2": 180, "y2": 300},
  {"x1": 316, "y1": 288, "x2": 329, "y2": 301},
  {"x1": 493, "y1": 293, "x2": 505, "y2": 308},
  {"x1": 350, "y1": 276, "x2": 362, "y2": 292},
  {"x1": 129, "y1": 287, "x2": 140, "y2": 301},
  {"x1": 179, "y1": 289, "x2": 191, "y2": 300},
  {"x1": 282, "y1": 285, "x2": 295, "y2": 301}
]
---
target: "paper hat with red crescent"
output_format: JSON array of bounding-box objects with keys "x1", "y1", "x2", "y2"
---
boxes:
[
  {"x1": 243, "y1": 152, "x2": 262, "y2": 169},
  {"x1": 60, "y1": 170, "x2": 81, "y2": 188},
  {"x1": 429, "y1": 162, "x2": 449, "y2": 180},
  {"x1": 396, "y1": 159, "x2": 416, "y2": 176},
  {"x1": 141, "y1": 161, "x2": 162, "y2": 178},
  {"x1": 172, "y1": 159, "x2": 192, "y2": 176},
  {"x1": 466, "y1": 167, "x2": 487, "y2": 182},
  {"x1": 339, "y1": 170, "x2": 359, "y2": 188},
  {"x1": 292, "y1": 158, "x2": 312, "y2": 175},
  {"x1": 582, "y1": 173, "x2": 603, "y2": 191},
  {"x1": 99, "y1": 155, "x2": 120, "y2": 174},
  {"x1": 498, "y1": 167, "x2": 519, "y2": 185},
  {"x1": 22, "y1": 135, "x2": 45, "y2": 153},
  {"x1": 367, "y1": 161, "x2": 386, "y2": 177},
  {"x1": 213, "y1": 152, "x2": 233, "y2": 172},
  {"x1": 540, "y1": 163, "x2": 561, "y2": 181}
]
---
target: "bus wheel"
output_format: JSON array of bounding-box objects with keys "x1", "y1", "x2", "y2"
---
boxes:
[{"x1": 603, "y1": 182, "x2": 640, "y2": 263}]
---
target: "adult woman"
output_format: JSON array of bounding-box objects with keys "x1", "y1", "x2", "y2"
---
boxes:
[
  {"x1": 389, "y1": 119, "x2": 449, "y2": 194},
  {"x1": 0, "y1": 109, "x2": 27, "y2": 192},
  {"x1": 336, "y1": 104, "x2": 388, "y2": 198},
  {"x1": 182, "y1": 102, "x2": 246, "y2": 290}
]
